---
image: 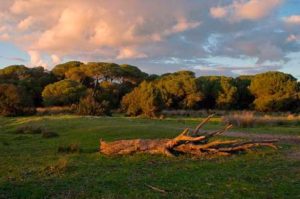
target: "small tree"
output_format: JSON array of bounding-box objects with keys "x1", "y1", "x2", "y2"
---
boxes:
[
  {"x1": 0, "y1": 84, "x2": 35, "y2": 116},
  {"x1": 42, "y1": 80, "x2": 87, "y2": 106}
]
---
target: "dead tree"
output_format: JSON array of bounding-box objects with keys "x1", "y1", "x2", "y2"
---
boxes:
[{"x1": 100, "y1": 115, "x2": 277, "y2": 157}]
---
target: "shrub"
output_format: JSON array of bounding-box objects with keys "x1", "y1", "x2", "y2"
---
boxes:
[
  {"x1": 0, "y1": 83, "x2": 35, "y2": 116},
  {"x1": 41, "y1": 131, "x2": 59, "y2": 138},
  {"x1": 15, "y1": 126, "x2": 42, "y2": 134},
  {"x1": 58, "y1": 144, "x2": 81, "y2": 153},
  {"x1": 76, "y1": 92, "x2": 111, "y2": 116},
  {"x1": 16, "y1": 126, "x2": 59, "y2": 138}
]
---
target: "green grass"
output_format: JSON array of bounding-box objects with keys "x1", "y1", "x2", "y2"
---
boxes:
[{"x1": 0, "y1": 115, "x2": 300, "y2": 198}]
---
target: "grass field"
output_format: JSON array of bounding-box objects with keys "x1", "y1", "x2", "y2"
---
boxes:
[{"x1": 1, "y1": 115, "x2": 300, "y2": 198}]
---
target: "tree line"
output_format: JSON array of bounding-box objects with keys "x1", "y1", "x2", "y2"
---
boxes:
[{"x1": 0, "y1": 61, "x2": 299, "y2": 117}]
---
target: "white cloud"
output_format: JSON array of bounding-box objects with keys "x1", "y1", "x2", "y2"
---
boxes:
[
  {"x1": 51, "y1": 54, "x2": 61, "y2": 65},
  {"x1": 28, "y1": 50, "x2": 48, "y2": 67},
  {"x1": 168, "y1": 19, "x2": 201, "y2": 34},
  {"x1": 210, "y1": 7, "x2": 227, "y2": 19},
  {"x1": 210, "y1": 0, "x2": 282, "y2": 22},
  {"x1": 17, "y1": 16, "x2": 34, "y2": 30},
  {"x1": 287, "y1": 34, "x2": 300, "y2": 42},
  {"x1": 0, "y1": 33, "x2": 10, "y2": 41},
  {"x1": 283, "y1": 15, "x2": 300, "y2": 25},
  {"x1": 117, "y1": 47, "x2": 147, "y2": 59}
]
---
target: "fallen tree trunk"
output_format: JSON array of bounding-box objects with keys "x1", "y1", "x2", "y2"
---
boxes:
[{"x1": 100, "y1": 115, "x2": 277, "y2": 157}]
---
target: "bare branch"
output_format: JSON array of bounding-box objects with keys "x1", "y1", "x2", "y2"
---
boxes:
[
  {"x1": 146, "y1": 184, "x2": 167, "y2": 193},
  {"x1": 192, "y1": 114, "x2": 215, "y2": 135}
]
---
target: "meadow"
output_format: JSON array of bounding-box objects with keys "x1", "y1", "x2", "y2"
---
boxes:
[{"x1": 0, "y1": 115, "x2": 300, "y2": 198}]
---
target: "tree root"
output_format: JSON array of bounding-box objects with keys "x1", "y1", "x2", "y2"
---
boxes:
[{"x1": 100, "y1": 115, "x2": 278, "y2": 157}]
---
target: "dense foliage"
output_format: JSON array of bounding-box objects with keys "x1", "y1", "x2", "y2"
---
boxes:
[
  {"x1": 197, "y1": 76, "x2": 238, "y2": 110},
  {"x1": 76, "y1": 91, "x2": 111, "y2": 116},
  {"x1": 0, "y1": 62, "x2": 299, "y2": 117},
  {"x1": 249, "y1": 72, "x2": 300, "y2": 112},
  {"x1": 122, "y1": 82, "x2": 163, "y2": 117},
  {"x1": 0, "y1": 83, "x2": 35, "y2": 116},
  {"x1": 42, "y1": 79, "x2": 87, "y2": 106},
  {"x1": 0, "y1": 65, "x2": 56, "y2": 106},
  {"x1": 156, "y1": 71, "x2": 202, "y2": 109},
  {"x1": 52, "y1": 61, "x2": 83, "y2": 79}
]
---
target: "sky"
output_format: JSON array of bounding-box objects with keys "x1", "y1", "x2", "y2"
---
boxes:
[{"x1": 0, "y1": 0, "x2": 300, "y2": 78}]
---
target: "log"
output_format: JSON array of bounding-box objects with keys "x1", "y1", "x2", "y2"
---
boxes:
[{"x1": 100, "y1": 115, "x2": 277, "y2": 157}]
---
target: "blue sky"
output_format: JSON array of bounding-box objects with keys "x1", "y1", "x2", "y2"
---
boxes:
[
  {"x1": 0, "y1": 42, "x2": 29, "y2": 65},
  {"x1": 0, "y1": 0, "x2": 300, "y2": 78}
]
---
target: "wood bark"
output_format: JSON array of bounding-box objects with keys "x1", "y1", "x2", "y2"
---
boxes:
[{"x1": 100, "y1": 115, "x2": 277, "y2": 157}]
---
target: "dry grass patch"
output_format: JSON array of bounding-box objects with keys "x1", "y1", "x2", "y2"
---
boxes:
[
  {"x1": 43, "y1": 158, "x2": 69, "y2": 175},
  {"x1": 36, "y1": 106, "x2": 75, "y2": 115},
  {"x1": 222, "y1": 112, "x2": 300, "y2": 128}
]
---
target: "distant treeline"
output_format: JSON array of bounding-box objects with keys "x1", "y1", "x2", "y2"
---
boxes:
[{"x1": 0, "y1": 61, "x2": 299, "y2": 117}]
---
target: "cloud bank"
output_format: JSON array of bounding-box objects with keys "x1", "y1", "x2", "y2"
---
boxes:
[{"x1": 0, "y1": 0, "x2": 299, "y2": 76}]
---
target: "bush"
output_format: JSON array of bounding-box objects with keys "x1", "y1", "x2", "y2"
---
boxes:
[
  {"x1": 58, "y1": 144, "x2": 81, "y2": 153},
  {"x1": 0, "y1": 83, "x2": 35, "y2": 116},
  {"x1": 76, "y1": 92, "x2": 111, "y2": 116},
  {"x1": 41, "y1": 131, "x2": 59, "y2": 138},
  {"x1": 15, "y1": 126, "x2": 42, "y2": 134},
  {"x1": 15, "y1": 126, "x2": 59, "y2": 138}
]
